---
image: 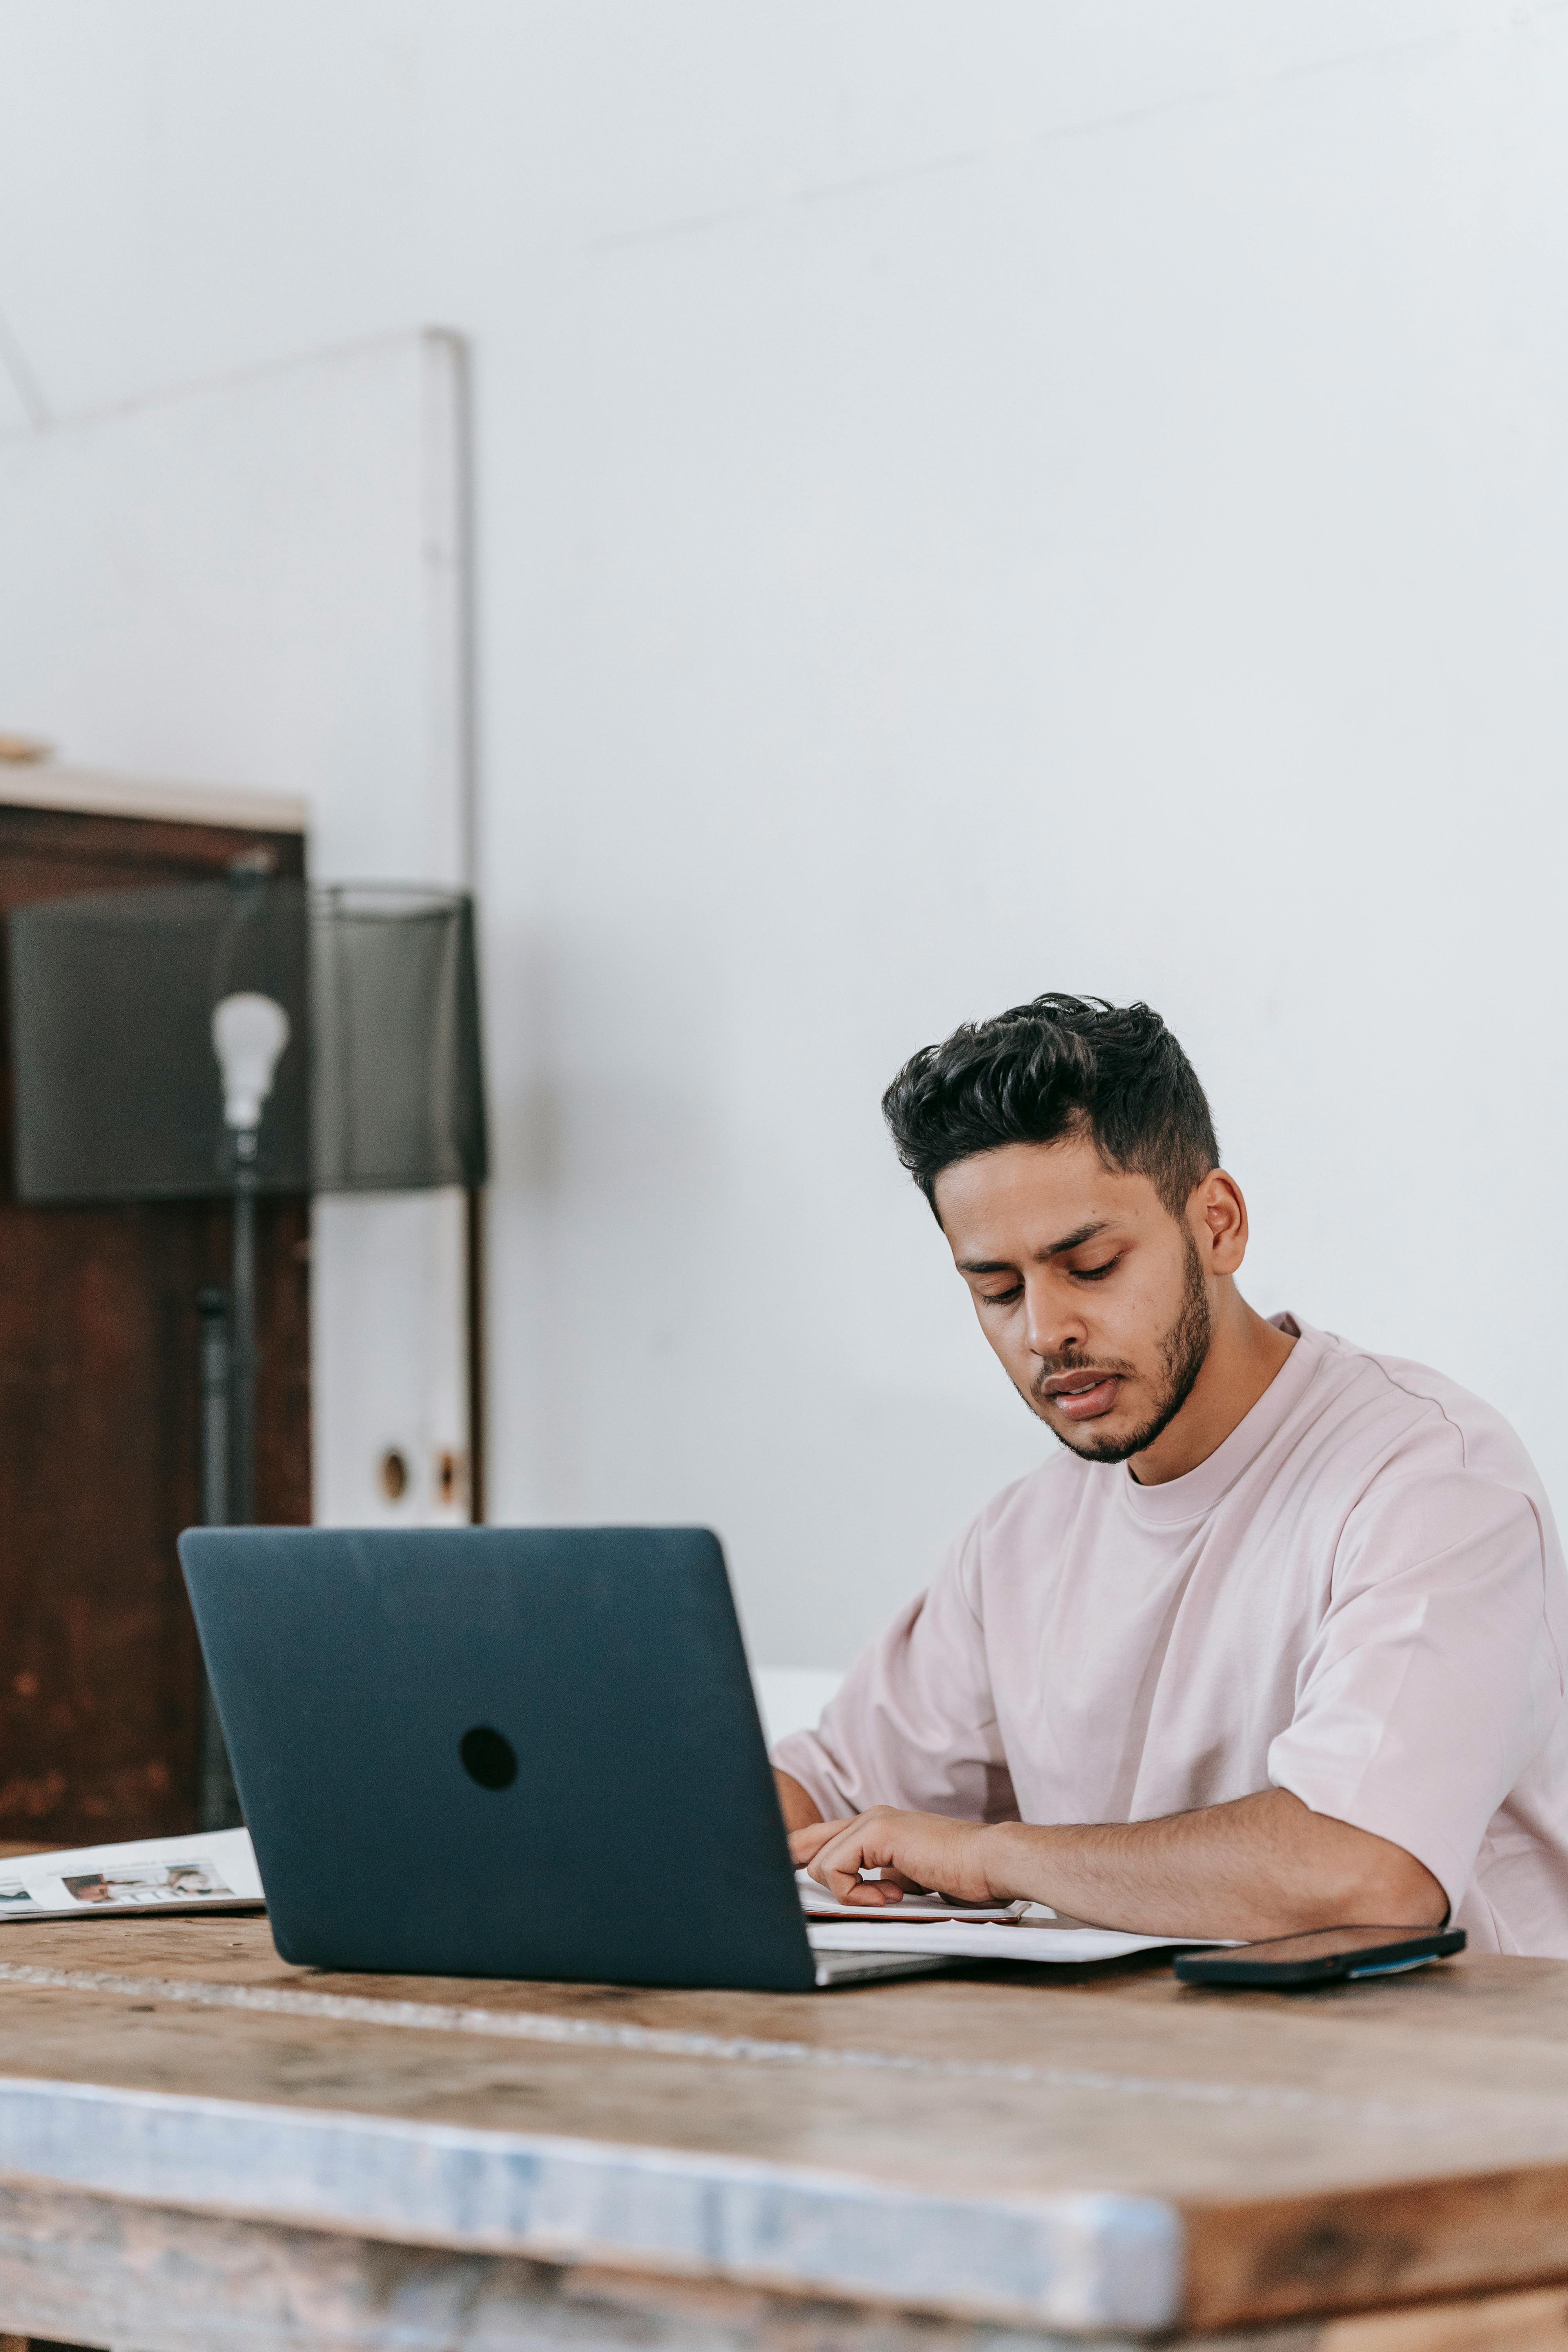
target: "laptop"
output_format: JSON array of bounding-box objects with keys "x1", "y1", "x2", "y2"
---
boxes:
[{"x1": 177, "y1": 1524, "x2": 949, "y2": 1991}]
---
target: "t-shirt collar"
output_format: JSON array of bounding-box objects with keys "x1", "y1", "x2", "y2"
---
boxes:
[{"x1": 1116, "y1": 1312, "x2": 1323, "y2": 1526}]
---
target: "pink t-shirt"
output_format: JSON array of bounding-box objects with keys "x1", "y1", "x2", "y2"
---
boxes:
[{"x1": 773, "y1": 1316, "x2": 1568, "y2": 1955}]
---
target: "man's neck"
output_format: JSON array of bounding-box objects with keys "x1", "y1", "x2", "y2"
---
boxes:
[{"x1": 1130, "y1": 1292, "x2": 1297, "y2": 1486}]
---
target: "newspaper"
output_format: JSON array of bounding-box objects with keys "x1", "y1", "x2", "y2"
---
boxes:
[
  {"x1": 0, "y1": 1827, "x2": 263, "y2": 1920},
  {"x1": 795, "y1": 1868, "x2": 1225, "y2": 1965}
]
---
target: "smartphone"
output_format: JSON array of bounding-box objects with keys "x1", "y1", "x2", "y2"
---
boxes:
[{"x1": 1174, "y1": 1924, "x2": 1466, "y2": 1988}]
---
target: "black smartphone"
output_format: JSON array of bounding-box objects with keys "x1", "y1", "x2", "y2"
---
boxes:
[{"x1": 1174, "y1": 1924, "x2": 1466, "y2": 1988}]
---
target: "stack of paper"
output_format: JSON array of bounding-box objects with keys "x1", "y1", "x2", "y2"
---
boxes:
[
  {"x1": 795, "y1": 1869, "x2": 1221, "y2": 1965},
  {"x1": 0, "y1": 1828, "x2": 262, "y2": 1921}
]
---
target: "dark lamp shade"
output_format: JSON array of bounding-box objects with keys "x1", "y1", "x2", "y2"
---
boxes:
[{"x1": 8, "y1": 880, "x2": 487, "y2": 1203}]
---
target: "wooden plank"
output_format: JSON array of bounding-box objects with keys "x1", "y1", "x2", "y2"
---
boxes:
[
  {"x1": 1184, "y1": 2174, "x2": 1568, "y2": 2331},
  {"x1": 1320, "y1": 2283, "x2": 1568, "y2": 2350},
  {"x1": 0, "y1": 763, "x2": 307, "y2": 833},
  {"x1": 0, "y1": 2180, "x2": 1560, "y2": 2352},
  {"x1": 0, "y1": 2182, "x2": 1180, "y2": 2351},
  {"x1": 0, "y1": 1928, "x2": 1561, "y2": 2331},
  {"x1": 0, "y1": 1929, "x2": 1568, "y2": 2333}
]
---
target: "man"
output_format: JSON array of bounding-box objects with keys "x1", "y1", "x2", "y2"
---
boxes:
[{"x1": 773, "y1": 996, "x2": 1568, "y2": 1953}]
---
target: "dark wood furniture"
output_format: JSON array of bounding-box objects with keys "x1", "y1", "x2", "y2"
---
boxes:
[{"x1": 0, "y1": 800, "x2": 310, "y2": 1845}]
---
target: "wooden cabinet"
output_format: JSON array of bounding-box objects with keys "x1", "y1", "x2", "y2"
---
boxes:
[{"x1": 0, "y1": 796, "x2": 310, "y2": 1843}]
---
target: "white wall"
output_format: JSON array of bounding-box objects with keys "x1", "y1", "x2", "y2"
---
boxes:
[
  {"x1": 0, "y1": 334, "x2": 478, "y2": 1531},
  {"x1": 2, "y1": 2, "x2": 1565, "y2": 1669}
]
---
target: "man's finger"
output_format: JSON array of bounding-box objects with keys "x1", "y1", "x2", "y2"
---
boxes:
[
  {"x1": 808, "y1": 1824, "x2": 890, "y2": 1900},
  {"x1": 788, "y1": 1818, "x2": 854, "y2": 1864},
  {"x1": 805, "y1": 1836, "x2": 861, "y2": 1897}
]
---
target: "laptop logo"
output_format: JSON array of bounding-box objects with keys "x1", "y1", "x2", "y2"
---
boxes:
[{"x1": 459, "y1": 1726, "x2": 517, "y2": 1791}]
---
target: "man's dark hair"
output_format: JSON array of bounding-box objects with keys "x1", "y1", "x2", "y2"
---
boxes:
[{"x1": 881, "y1": 995, "x2": 1220, "y2": 1218}]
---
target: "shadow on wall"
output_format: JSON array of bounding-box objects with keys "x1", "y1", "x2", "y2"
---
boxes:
[{"x1": 754, "y1": 1666, "x2": 842, "y2": 1749}]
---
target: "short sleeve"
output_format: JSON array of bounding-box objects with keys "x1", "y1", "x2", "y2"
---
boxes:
[
  {"x1": 1267, "y1": 1469, "x2": 1565, "y2": 1915},
  {"x1": 771, "y1": 1524, "x2": 1018, "y2": 1823}
]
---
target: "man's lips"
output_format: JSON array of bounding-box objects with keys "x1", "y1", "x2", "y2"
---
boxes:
[{"x1": 1038, "y1": 1371, "x2": 1122, "y2": 1421}]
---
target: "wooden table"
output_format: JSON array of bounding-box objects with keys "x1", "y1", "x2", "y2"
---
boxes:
[{"x1": 0, "y1": 1924, "x2": 1564, "y2": 2349}]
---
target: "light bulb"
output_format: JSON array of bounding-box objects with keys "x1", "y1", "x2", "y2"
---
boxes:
[{"x1": 212, "y1": 993, "x2": 291, "y2": 1132}]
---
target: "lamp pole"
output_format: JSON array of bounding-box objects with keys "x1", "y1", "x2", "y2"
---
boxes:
[
  {"x1": 198, "y1": 992, "x2": 291, "y2": 1833},
  {"x1": 196, "y1": 1288, "x2": 238, "y2": 1831},
  {"x1": 228, "y1": 1145, "x2": 258, "y2": 1526}
]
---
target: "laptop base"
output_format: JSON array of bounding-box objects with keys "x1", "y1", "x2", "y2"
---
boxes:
[{"x1": 813, "y1": 1950, "x2": 956, "y2": 1987}]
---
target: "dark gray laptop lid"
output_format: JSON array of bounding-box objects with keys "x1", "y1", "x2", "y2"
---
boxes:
[{"x1": 178, "y1": 1524, "x2": 819, "y2": 1991}]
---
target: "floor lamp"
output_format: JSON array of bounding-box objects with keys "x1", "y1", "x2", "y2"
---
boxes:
[{"x1": 7, "y1": 875, "x2": 488, "y2": 1830}]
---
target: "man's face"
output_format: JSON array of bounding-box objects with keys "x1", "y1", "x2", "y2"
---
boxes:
[{"x1": 933, "y1": 1131, "x2": 1212, "y2": 1466}]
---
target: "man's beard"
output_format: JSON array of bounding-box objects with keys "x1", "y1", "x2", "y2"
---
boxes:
[{"x1": 1025, "y1": 1234, "x2": 1213, "y2": 1466}]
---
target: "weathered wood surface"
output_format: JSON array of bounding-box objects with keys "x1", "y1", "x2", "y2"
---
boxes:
[
  {"x1": 0, "y1": 2185, "x2": 1565, "y2": 2352},
  {"x1": 0, "y1": 1923, "x2": 1565, "y2": 2339}
]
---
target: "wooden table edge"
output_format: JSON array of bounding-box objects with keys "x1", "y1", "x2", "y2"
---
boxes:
[
  {"x1": 0, "y1": 2071, "x2": 1185, "y2": 2335},
  {"x1": 1180, "y1": 2163, "x2": 1568, "y2": 2332},
  {"x1": 9, "y1": 2068, "x2": 1568, "y2": 2339}
]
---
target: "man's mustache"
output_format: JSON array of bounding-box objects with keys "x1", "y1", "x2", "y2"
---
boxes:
[{"x1": 1029, "y1": 1358, "x2": 1135, "y2": 1398}]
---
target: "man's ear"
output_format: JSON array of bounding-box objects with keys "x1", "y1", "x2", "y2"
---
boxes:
[{"x1": 1189, "y1": 1169, "x2": 1248, "y2": 1277}]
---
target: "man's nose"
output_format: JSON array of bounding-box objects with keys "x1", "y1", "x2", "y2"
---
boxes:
[{"x1": 1024, "y1": 1278, "x2": 1087, "y2": 1361}]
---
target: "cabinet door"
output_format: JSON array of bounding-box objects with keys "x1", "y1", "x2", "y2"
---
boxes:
[{"x1": 0, "y1": 801, "x2": 310, "y2": 1842}]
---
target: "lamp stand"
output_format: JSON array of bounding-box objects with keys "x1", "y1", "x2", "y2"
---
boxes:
[
  {"x1": 196, "y1": 1285, "x2": 243, "y2": 1831},
  {"x1": 229, "y1": 1161, "x2": 258, "y2": 1524},
  {"x1": 195, "y1": 985, "x2": 283, "y2": 1836}
]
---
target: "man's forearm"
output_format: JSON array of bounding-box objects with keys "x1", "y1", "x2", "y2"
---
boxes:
[
  {"x1": 774, "y1": 1769, "x2": 823, "y2": 1833},
  {"x1": 791, "y1": 1789, "x2": 1448, "y2": 1940},
  {"x1": 983, "y1": 1790, "x2": 1447, "y2": 1938}
]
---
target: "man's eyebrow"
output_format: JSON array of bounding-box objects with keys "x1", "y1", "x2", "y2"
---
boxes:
[
  {"x1": 1041, "y1": 1219, "x2": 1114, "y2": 1258},
  {"x1": 956, "y1": 1220, "x2": 1114, "y2": 1275}
]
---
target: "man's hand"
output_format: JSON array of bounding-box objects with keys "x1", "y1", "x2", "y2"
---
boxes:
[
  {"x1": 785, "y1": 1789, "x2": 1448, "y2": 1938},
  {"x1": 790, "y1": 1808, "x2": 998, "y2": 1905}
]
